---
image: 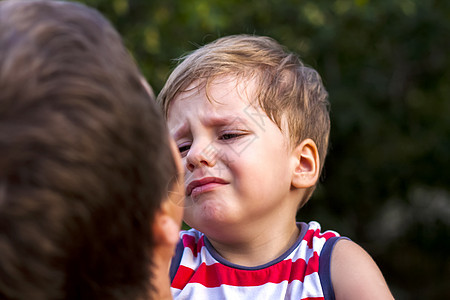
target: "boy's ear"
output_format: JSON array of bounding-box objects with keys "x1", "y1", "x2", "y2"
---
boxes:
[{"x1": 291, "y1": 139, "x2": 320, "y2": 189}]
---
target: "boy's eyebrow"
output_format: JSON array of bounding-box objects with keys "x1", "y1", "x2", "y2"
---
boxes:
[
  {"x1": 202, "y1": 114, "x2": 249, "y2": 128},
  {"x1": 171, "y1": 114, "x2": 251, "y2": 140},
  {"x1": 171, "y1": 123, "x2": 189, "y2": 140}
]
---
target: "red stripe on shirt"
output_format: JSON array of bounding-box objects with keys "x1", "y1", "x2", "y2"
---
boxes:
[
  {"x1": 305, "y1": 229, "x2": 337, "y2": 248},
  {"x1": 182, "y1": 234, "x2": 205, "y2": 258},
  {"x1": 172, "y1": 265, "x2": 196, "y2": 289},
  {"x1": 172, "y1": 252, "x2": 320, "y2": 289}
]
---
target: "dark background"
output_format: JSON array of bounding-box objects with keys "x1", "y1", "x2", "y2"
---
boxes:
[{"x1": 80, "y1": 0, "x2": 450, "y2": 298}]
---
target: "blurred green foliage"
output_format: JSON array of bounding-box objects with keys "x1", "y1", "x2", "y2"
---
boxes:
[{"x1": 79, "y1": 0, "x2": 450, "y2": 298}]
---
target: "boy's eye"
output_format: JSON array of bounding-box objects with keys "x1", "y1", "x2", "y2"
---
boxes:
[
  {"x1": 219, "y1": 133, "x2": 243, "y2": 140},
  {"x1": 178, "y1": 144, "x2": 191, "y2": 155}
]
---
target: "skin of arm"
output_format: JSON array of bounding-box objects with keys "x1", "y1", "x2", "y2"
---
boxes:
[{"x1": 331, "y1": 239, "x2": 395, "y2": 300}]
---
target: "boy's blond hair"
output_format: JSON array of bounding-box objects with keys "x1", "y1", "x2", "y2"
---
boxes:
[{"x1": 158, "y1": 34, "x2": 330, "y2": 204}]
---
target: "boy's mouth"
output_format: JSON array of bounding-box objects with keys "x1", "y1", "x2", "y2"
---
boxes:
[{"x1": 186, "y1": 177, "x2": 228, "y2": 197}]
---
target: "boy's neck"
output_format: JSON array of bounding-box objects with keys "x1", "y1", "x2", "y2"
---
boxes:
[{"x1": 207, "y1": 220, "x2": 300, "y2": 267}]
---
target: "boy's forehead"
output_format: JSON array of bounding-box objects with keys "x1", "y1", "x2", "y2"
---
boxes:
[
  {"x1": 167, "y1": 77, "x2": 263, "y2": 130},
  {"x1": 168, "y1": 76, "x2": 259, "y2": 112},
  {"x1": 167, "y1": 75, "x2": 292, "y2": 145}
]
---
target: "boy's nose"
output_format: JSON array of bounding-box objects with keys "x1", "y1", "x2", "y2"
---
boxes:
[{"x1": 185, "y1": 140, "x2": 218, "y2": 172}]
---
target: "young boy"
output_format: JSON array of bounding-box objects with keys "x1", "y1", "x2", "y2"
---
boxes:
[
  {"x1": 157, "y1": 35, "x2": 394, "y2": 299},
  {"x1": 0, "y1": 1, "x2": 183, "y2": 299}
]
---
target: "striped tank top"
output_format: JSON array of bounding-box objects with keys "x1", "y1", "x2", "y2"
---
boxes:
[{"x1": 170, "y1": 221, "x2": 344, "y2": 300}]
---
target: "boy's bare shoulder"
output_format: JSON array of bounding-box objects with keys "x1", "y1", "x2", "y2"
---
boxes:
[{"x1": 331, "y1": 239, "x2": 394, "y2": 300}]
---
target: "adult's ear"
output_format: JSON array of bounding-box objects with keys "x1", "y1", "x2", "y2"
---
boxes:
[
  {"x1": 291, "y1": 138, "x2": 319, "y2": 189},
  {"x1": 152, "y1": 200, "x2": 182, "y2": 248},
  {"x1": 149, "y1": 200, "x2": 182, "y2": 300}
]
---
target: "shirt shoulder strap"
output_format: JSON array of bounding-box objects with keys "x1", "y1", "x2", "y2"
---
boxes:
[{"x1": 319, "y1": 236, "x2": 351, "y2": 300}]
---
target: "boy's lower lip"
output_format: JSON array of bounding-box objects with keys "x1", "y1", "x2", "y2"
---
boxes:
[{"x1": 190, "y1": 182, "x2": 227, "y2": 197}]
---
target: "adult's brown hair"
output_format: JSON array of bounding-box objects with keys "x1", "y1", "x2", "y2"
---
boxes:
[{"x1": 0, "y1": 1, "x2": 177, "y2": 299}]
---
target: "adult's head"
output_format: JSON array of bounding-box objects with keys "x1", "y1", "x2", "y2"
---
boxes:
[{"x1": 0, "y1": 1, "x2": 182, "y2": 299}]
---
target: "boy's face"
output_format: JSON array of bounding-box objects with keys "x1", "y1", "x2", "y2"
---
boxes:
[{"x1": 167, "y1": 76, "x2": 299, "y2": 241}]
